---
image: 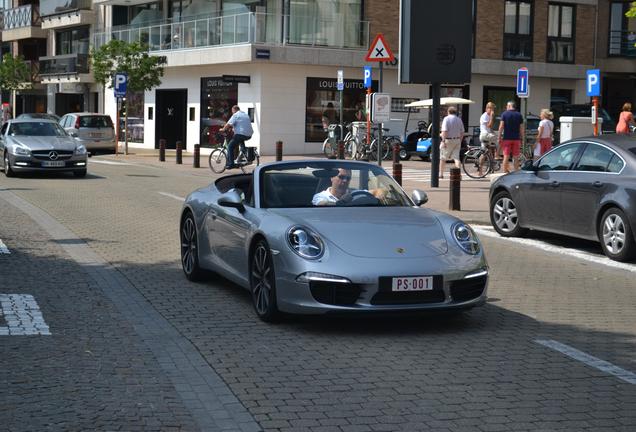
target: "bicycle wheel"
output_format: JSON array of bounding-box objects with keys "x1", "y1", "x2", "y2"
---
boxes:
[
  {"x1": 344, "y1": 139, "x2": 355, "y2": 159},
  {"x1": 385, "y1": 137, "x2": 402, "y2": 160},
  {"x1": 368, "y1": 139, "x2": 381, "y2": 162},
  {"x1": 209, "y1": 148, "x2": 227, "y2": 173},
  {"x1": 462, "y1": 149, "x2": 490, "y2": 179},
  {"x1": 323, "y1": 139, "x2": 336, "y2": 158},
  {"x1": 381, "y1": 138, "x2": 393, "y2": 160}
]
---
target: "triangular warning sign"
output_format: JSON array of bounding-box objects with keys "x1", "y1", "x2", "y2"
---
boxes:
[{"x1": 365, "y1": 33, "x2": 395, "y2": 62}]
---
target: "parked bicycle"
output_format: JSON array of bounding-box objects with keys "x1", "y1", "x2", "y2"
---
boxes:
[
  {"x1": 209, "y1": 131, "x2": 260, "y2": 174},
  {"x1": 461, "y1": 143, "x2": 501, "y2": 179}
]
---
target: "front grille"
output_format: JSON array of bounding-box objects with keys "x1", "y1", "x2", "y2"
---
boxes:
[
  {"x1": 31, "y1": 150, "x2": 73, "y2": 160},
  {"x1": 371, "y1": 275, "x2": 445, "y2": 305},
  {"x1": 449, "y1": 275, "x2": 487, "y2": 302},
  {"x1": 309, "y1": 281, "x2": 363, "y2": 306}
]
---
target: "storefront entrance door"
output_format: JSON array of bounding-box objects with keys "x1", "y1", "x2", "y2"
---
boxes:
[{"x1": 155, "y1": 89, "x2": 187, "y2": 149}]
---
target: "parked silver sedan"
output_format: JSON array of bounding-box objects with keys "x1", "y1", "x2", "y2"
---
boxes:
[
  {"x1": 180, "y1": 160, "x2": 489, "y2": 321},
  {"x1": 0, "y1": 119, "x2": 88, "y2": 177}
]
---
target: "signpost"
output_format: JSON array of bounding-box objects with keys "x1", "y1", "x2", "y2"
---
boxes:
[
  {"x1": 516, "y1": 67, "x2": 529, "y2": 156},
  {"x1": 372, "y1": 93, "x2": 391, "y2": 166},
  {"x1": 363, "y1": 65, "x2": 373, "y2": 150},
  {"x1": 337, "y1": 70, "x2": 344, "y2": 143},
  {"x1": 114, "y1": 72, "x2": 128, "y2": 155},
  {"x1": 365, "y1": 35, "x2": 394, "y2": 165},
  {"x1": 587, "y1": 69, "x2": 601, "y2": 136}
]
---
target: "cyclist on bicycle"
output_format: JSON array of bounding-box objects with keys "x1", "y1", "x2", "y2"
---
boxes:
[
  {"x1": 479, "y1": 102, "x2": 498, "y2": 176},
  {"x1": 221, "y1": 105, "x2": 253, "y2": 169}
]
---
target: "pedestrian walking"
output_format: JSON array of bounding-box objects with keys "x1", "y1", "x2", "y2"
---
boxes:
[
  {"x1": 616, "y1": 102, "x2": 635, "y2": 135},
  {"x1": 439, "y1": 106, "x2": 464, "y2": 179},
  {"x1": 498, "y1": 101, "x2": 524, "y2": 173},
  {"x1": 535, "y1": 109, "x2": 554, "y2": 158}
]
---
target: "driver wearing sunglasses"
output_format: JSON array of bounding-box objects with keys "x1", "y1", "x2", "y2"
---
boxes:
[{"x1": 312, "y1": 168, "x2": 386, "y2": 206}]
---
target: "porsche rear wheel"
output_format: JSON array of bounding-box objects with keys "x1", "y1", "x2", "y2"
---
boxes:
[
  {"x1": 250, "y1": 240, "x2": 279, "y2": 322},
  {"x1": 181, "y1": 212, "x2": 204, "y2": 281}
]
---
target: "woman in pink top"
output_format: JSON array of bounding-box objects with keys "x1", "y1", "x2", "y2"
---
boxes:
[
  {"x1": 535, "y1": 109, "x2": 554, "y2": 158},
  {"x1": 616, "y1": 102, "x2": 635, "y2": 134}
]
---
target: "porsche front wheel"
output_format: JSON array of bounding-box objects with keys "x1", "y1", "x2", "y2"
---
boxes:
[
  {"x1": 250, "y1": 240, "x2": 279, "y2": 322},
  {"x1": 181, "y1": 212, "x2": 204, "y2": 281}
]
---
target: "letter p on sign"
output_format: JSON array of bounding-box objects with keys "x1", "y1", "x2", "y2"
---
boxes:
[
  {"x1": 587, "y1": 69, "x2": 600, "y2": 97},
  {"x1": 114, "y1": 72, "x2": 128, "y2": 98}
]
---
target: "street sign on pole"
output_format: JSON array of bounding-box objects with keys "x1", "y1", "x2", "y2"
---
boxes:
[
  {"x1": 337, "y1": 70, "x2": 344, "y2": 91},
  {"x1": 586, "y1": 69, "x2": 600, "y2": 97},
  {"x1": 371, "y1": 93, "x2": 391, "y2": 123},
  {"x1": 363, "y1": 66, "x2": 372, "y2": 89},
  {"x1": 114, "y1": 72, "x2": 128, "y2": 98},
  {"x1": 365, "y1": 34, "x2": 395, "y2": 62},
  {"x1": 516, "y1": 67, "x2": 528, "y2": 98}
]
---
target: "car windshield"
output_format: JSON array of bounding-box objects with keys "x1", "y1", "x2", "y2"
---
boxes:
[
  {"x1": 80, "y1": 116, "x2": 113, "y2": 128},
  {"x1": 260, "y1": 162, "x2": 413, "y2": 208},
  {"x1": 18, "y1": 113, "x2": 59, "y2": 121},
  {"x1": 9, "y1": 122, "x2": 68, "y2": 137}
]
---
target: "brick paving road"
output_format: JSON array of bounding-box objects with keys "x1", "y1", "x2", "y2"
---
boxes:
[{"x1": 1, "y1": 158, "x2": 635, "y2": 431}]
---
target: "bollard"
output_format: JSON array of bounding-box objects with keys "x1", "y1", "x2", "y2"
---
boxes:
[
  {"x1": 176, "y1": 141, "x2": 183, "y2": 164},
  {"x1": 392, "y1": 162, "x2": 402, "y2": 186},
  {"x1": 392, "y1": 141, "x2": 400, "y2": 164},
  {"x1": 193, "y1": 144, "x2": 200, "y2": 168},
  {"x1": 449, "y1": 167, "x2": 461, "y2": 211},
  {"x1": 159, "y1": 139, "x2": 166, "y2": 162},
  {"x1": 337, "y1": 140, "x2": 345, "y2": 159},
  {"x1": 276, "y1": 140, "x2": 283, "y2": 161}
]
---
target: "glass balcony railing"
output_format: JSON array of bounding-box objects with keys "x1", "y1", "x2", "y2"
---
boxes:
[
  {"x1": 609, "y1": 30, "x2": 636, "y2": 57},
  {"x1": 1, "y1": 4, "x2": 41, "y2": 30},
  {"x1": 92, "y1": 12, "x2": 369, "y2": 52},
  {"x1": 38, "y1": 53, "x2": 89, "y2": 76},
  {"x1": 40, "y1": 0, "x2": 92, "y2": 18}
]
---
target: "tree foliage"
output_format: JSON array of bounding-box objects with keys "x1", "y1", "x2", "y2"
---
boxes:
[
  {"x1": 90, "y1": 39, "x2": 166, "y2": 92},
  {"x1": 627, "y1": 2, "x2": 636, "y2": 18},
  {"x1": 0, "y1": 54, "x2": 33, "y2": 91}
]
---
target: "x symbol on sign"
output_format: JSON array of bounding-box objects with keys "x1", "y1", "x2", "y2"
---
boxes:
[{"x1": 375, "y1": 48, "x2": 385, "y2": 56}]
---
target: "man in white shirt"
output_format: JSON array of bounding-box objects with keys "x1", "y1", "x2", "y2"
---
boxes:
[
  {"x1": 439, "y1": 106, "x2": 464, "y2": 179},
  {"x1": 221, "y1": 105, "x2": 254, "y2": 169},
  {"x1": 312, "y1": 168, "x2": 387, "y2": 206}
]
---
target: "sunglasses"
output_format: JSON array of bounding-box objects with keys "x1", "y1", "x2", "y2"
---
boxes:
[{"x1": 337, "y1": 175, "x2": 352, "y2": 181}]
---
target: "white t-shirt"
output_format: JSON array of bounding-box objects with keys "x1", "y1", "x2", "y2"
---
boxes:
[
  {"x1": 312, "y1": 188, "x2": 338, "y2": 205},
  {"x1": 441, "y1": 114, "x2": 464, "y2": 139},
  {"x1": 480, "y1": 112, "x2": 492, "y2": 133},
  {"x1": 539, "y1": 119, "x2": 553, "y2": 139}
]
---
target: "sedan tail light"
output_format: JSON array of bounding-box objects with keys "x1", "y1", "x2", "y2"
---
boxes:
[{"x1": 74, "y1": 117, "x2": 80, "y2": 129}]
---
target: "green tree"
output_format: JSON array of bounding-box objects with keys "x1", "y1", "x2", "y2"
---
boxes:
[
  {"x1": 627, "y1": 2, "x2": 636, "y2": 18},
  {"x1": 0, "y1": 53, "x2": 33, "y2": 117},
  {"x1": 91, "y1": 39, "x2": 167, "y2": 153}
]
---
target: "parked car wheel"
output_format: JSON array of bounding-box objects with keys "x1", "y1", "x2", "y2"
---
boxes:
[
  {"x1": 490, "y1": 191, "x2": 527, "y2": 237},
  {"x1": 399, "y1": 145, "x2": 411, "y2": 161},
  {"x1": 180, "y1": 212, "x2": 204, "y2": 281},
  {"x1": 599, "y1": 207, "x2": 635, "y2": 262},
  {"x1": 250, "y1": 239, "x2": 279, "y2": 322},
  {"x1": 3, "y1": 152, "x2": 14, "y2": 177}
]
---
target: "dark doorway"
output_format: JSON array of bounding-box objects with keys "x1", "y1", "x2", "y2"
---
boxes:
[
  {"x1": 155, "y1": 89, "x2": 187, "y2": 149},
  {"x1": 56, "y1": 93, "x2": 83, "y2": 116}
]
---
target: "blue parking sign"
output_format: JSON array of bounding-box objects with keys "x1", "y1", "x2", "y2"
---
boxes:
[
  {"x1": 363, "y1": 66, "x2": 372, "y2": 89},
  {"x1": 516, "y1": 68, "x2": 528, "y2": 97},
  {"x1": 114, "y1": 72, "x2": 128, "y2": 98},
  {"x1": 587, "y1": 69, "x2": 600, "y2": 97}
]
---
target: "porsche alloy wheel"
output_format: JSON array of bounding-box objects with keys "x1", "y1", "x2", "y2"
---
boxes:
[
  {"x1": 250, "y1": 240, "x2": 279, "y2": 322},
  {"x1": 599, "y1": 208, "x2": 635, "y2": 262},
  {"x1": 181, "y1": 213, "x2": 203, "y2": 281},
  {"x1": 490, "y1": 191, "x2": 527, "y2": 237}
]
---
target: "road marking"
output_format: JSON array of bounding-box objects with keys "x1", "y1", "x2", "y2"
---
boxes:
[
  {"x1": 0, "y1": 239, "x2": 9, "y2": 254},
  {"x1": 536, "y1": 339, "x2": 636, "y2": 385},
  {"x1": 0, "y1": 294, "x2": 51, "y2": 336},
  {"x1": 473, "y1": 225, "x2": 636, "y2": 273},
  {"x1": 89, "y1": 159, "x2": 133, "y2": 166},
  {"x1": 158, "y1": 192, "x2": 185, "y2": 202}
]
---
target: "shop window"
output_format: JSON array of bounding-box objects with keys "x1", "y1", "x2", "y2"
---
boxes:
[
  {"x1": 547, "y1": 3, "x2": 575, "y2": 63},
  {"x1": 119, "y1": 91, "x2": 145, "y2": 143},
  {"x1": 305, "y1": 77, "x2": 377, "y2": 143},
  {"x1": 56, "y1": 26, "x2": 90, "y2": 56},
  {"x1": 503, "y1": 1, "x2": 533, "y2": 60},
  {"x1": 200, "y1": 77, "x2": 237, "y2": 148}
]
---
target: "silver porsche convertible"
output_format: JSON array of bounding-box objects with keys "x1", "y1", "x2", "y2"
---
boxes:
[{"x1": 180, "y1": 160, "x2": 489, "y2": 321}]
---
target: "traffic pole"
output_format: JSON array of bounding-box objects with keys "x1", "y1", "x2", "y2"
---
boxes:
[
  {"x1": 193, "y1": 144, "x2": 200, "y2": 168},
  {"x1": 593, "y1": 96, "x2": 599, "y2": 136},
  {"x1": 366, "y1": 87, "x2": 372, "y2": 147}
]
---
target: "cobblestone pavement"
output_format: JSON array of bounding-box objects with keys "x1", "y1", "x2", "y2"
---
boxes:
[{"x1": 1, "y1": 158, "x2": 636, "y2": 431}]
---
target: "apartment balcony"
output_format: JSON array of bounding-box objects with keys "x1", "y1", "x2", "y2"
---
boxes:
[
  {"x1": 1, "y1": 5, "x2": 47, "y2": 41},
  {"x1": 608, "y1": 30, "x2": 636, "y2": 58},
  {"x1": 41, "y1": 0, "x2": 95, "y2": 30},
  {"x1": 92, "y1": 12, "x2": 369, "y2": 67},
  {"x1": 38, "y1": 53, "x2": 92, "y2": 83}
]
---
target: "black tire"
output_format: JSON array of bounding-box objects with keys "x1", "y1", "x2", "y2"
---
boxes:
[
  {"x1": 180, "y1": 212, "x2": 204, "y2": 281},
  {"x1": 250, "y1": 239, "x2": 279, "y2": 322},
  {"x1": 3, "y1": 152, "x2": 15, "y2": 177},
  {"x1": 209, "y1": 148, "x2": 227, "y2": 173},
  {"x1": 73, "y1": 169, "x2": 87, "y2": 178},
  {"x1": 599, "y1": 207, "x2": 636, "y2": 262},
  {"x1": 490, "y1": 191, "x2": 528, "y2": 237},
  {"x1": 462, "y1": 149, "x2": 491, "y2": 179},
  {"x1": 398, "y1": 146, "x2": 411, "y2": 161}
]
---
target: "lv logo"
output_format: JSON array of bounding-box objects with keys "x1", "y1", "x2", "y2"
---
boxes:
[{"x1": 167, "y1": 107, "x2": 174, "y2": 116}]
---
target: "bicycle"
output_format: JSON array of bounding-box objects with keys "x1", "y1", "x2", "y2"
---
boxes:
[
  {"x1": 461, "y1": 143, "x2": 501, "y2": 179},
  {"x1": 208, "y1": 131, "x2": 260, "y2": 174}
]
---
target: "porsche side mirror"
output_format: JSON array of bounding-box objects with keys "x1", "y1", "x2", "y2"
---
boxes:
[
  {"x1": 218, "y1": 189, "x2": 245, "y2": 212},
  {"x1": 411, "y1": 189, "x2": 428, "y2": 206}
]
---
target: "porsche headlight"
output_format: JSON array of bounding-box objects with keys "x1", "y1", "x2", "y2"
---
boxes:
[
  {"x1": 452, "y1": 222, "x2": 480, "y2": 255},
  {"x1": 13, "y1": 146, "x2": 30, "y2": 156},
  {"x1": 287, "y1": 226, "x2": 324, "y2": 259},
  {"x1": 74, "y1": 144, "x2": 87, "y2": 155}
]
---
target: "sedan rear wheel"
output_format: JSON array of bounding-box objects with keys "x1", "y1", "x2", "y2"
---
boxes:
[
  {"x1": 490, "y1": 191, "x2": 527, "y2": 237},
  {"x1": 181, "y1": 212, "x2": 204, "y2": 281},
  {"x1": 3, "y1": 152, "x2": 14, "y2": 177},
  {"x1": 599, "y1": 208, "x2": 635, "y2": 262},
  {"x1": 250, "y1": 240, "x2": 279, "y2": 322}
]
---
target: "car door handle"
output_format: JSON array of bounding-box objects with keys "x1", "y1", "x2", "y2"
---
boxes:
[
  {"x1": 593, "y1": 181, "x2": 604, "y2": 188},
  {"x1": 550, "y1": 181, "x2": 560, "y2": 188}
]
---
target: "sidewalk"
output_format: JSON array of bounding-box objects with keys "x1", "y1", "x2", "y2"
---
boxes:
[{"x1": 98, "y1": 146, "x2": 493, "y2": 225}]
